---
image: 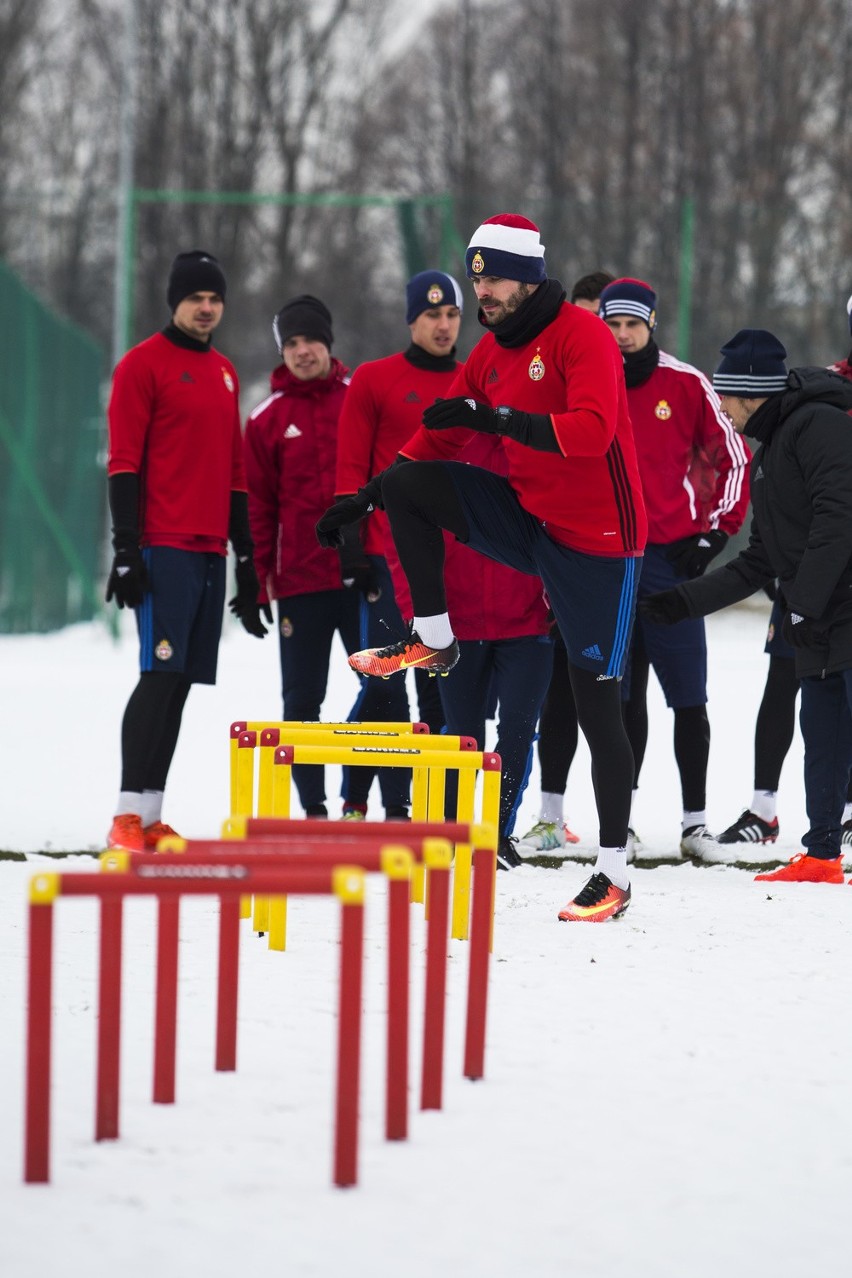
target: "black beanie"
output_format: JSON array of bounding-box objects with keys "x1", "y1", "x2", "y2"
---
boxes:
[
  {"x1": 166, "y1": 250, "x2": 227, "y2": 311},
  {"x1": 272, "y1": 295, "x2": 334, "y2": 351}
]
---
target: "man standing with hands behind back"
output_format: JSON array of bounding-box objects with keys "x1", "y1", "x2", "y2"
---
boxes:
[
  {"x1": 105, "y1": 249, "x2": 267, "y2": 853},
  {"x1": 244, "y1": 294, "x2": 363, "y2": 819}
]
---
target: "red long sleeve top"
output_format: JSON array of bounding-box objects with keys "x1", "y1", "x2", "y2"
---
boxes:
[
  {"x1": 107, "y1": 331, "x2": 245, "y2": 553},
  {"x1": 400, "y1": 302, "x2": 647, "y2": 557}
]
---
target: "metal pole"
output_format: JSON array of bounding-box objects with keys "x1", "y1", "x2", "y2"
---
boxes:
[
  {"x1": 676, "y1": 195, "x2": 695, "y2": 362},
  {"x1": 111, "y1": 0, "x2": 137, "y2": 370}
]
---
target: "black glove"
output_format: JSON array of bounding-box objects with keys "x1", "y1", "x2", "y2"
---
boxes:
[
  {"x1": 423, "y1": 398, "x2": 562, "y2": 452},
  {"x1": 105, "y1": 543, "x2": 149, "y2": 609},
  {"x1": 782, "y1": 610, "x2": 817, "y2": 649},
  {"x1": 422, "y1": 397, "x2": 500, "y2": 433},
  {"x1": 228, "y1": 557, "x2": 270, "y2": 638},
  {"x1": 639, "y1": 587, "x2": 691, "y2": 626},
  {"x1": 316, "y1": 473, "x2": 385, "y2": 548},
  {"x1": 338, "y1": 525, "x2": 381, "y2": 601},
  {"x1": 666, "y1": 530, "x2": 728, "y2": 579},
  {"x1": 106, "y1": 472, "x2": 147, "y2": 608}
]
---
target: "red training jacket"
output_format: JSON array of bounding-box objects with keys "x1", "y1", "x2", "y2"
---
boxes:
[
  {"x1": 335, "y1": 350, "x2": 462, "y2": 556},
  {"x1": 107, "y1": 332, "x2": 245, "y2": 553},
  {"x1": 626, "y1": 351, "x2": 751, "y2": 543},
  {"x1": 392, "y1": 432, "x2": 551, "y2": 639},
  {"x1": 400, "y1": 302, "x2": 647, "y2": 557},
  {"x1": 244, "y1": 358, "x2": 350, "y2": 600}
]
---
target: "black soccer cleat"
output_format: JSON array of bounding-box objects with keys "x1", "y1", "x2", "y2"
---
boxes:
[
  {"x1": 496, "y1": 835, "x2": 523, "y2": 871},
  {"x1": 717, "y1": 810, "x2": 779, "y2": 845}
]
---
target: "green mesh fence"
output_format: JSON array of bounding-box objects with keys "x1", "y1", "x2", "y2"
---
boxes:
[{"x1": 0, "y1": 259, "x2": 105, "y2": 633}]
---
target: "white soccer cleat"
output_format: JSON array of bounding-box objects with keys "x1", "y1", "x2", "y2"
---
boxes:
[
  {"x1": 516, "y1": 819, "x2": 580, "y2": 856},
  {"x1": 680, "y1": 824, "x2": 728, "y2": 863}
]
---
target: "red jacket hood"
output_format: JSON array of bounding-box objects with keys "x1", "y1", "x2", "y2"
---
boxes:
[{"x1": 269, "y1": 357, "x2": 350, "y2": 398}]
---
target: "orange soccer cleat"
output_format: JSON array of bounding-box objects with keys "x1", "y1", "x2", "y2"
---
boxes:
[
  {"x1": 754, "y1": 852, "x2": 844, "y2": 884},
  {"x1": 107, "y1": 813, "x2": 145, "y2": 853},
  {"x1": 348, "y1": 629, "x2": 459, "y2": 679},
  {"x1": 558, "y1": 872, "x2": 631, "y2": 922},
  {"x1": 143, "y1": 820, "x2": 181, "y2": 851}
]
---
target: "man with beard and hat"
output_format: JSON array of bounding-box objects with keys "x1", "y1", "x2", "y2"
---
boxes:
[
  {"x1": 598, "y1": 277, "x2": 751, "y2": 862},
  {"x1": 517, "y1": 269, "x2": 615, "y2": 857},
  {"x1": 641, "y1": 329, "x2": 852, "y2": 885},
  {"x1": 317, "y1": 214, "x2": 647, "y2": 921},
  {"x1": 105, "y1": 249, "x2": 267, "y2": 853}
]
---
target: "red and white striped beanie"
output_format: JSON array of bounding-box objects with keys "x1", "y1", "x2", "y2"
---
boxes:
[{"x1": 464, "y1": 214, "x2": 547, "y2": 284}]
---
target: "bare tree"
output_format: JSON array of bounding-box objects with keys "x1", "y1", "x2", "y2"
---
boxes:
[
  {"x1": 2, "y1": 0, "x2": 852, "y2": 374},
  {"x1": 0, "y1": 0, "x2": 49, "y2": 259},
  {"x1": 352, "y1": 0, "x2": 852, "y2": 367}
]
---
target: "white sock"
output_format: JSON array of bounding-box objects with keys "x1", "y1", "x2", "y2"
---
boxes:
[
  {"x1": 117, "y1": 790, "x2": 144, "y2": 819},
  {"x1": 751, "y1": 790, "x2": 777, "y2": 822},
  {"x1": 412, "y1": 613, "x2": 454, "y2": 649},
  {"x1": 682, "y1": 810, "x2": 706, "y2": 832},
  {"x1": 540, "y1": 791, "x2": 564, "y2": 824},
  {"x1": 844, "y1": 802, "x2": 852, "y2": 824},
  {"x1": 594, "y1": 846, "x2": 629, "y2": 890},
  {"x1": 141, "y1": 790, "x2": 164, "y2": 826}
]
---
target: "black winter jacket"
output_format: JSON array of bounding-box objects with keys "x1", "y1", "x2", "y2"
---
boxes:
[{"x1": 678, "y1": 367, "x2": 852, "y2": 677}]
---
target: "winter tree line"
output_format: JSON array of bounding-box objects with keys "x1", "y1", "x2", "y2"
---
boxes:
[{"x1": 2, "y1": 0, "x2": 851, "y2": 391}]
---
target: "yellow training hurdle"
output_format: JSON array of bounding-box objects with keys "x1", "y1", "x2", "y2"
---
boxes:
[
  {"x1": 229, "y1": 719, "x2": 430, "y2": 815},
  {"x1": 229, "y1": 719, "x2": 436, "y2": 936},
  {"x1": 227, "y1": 723, "x2": 500, "y2": 945}
]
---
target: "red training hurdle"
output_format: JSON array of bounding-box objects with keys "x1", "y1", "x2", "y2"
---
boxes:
[
  {"x1": 109, "y1": 838, "x2": 444, "y2": 1141},
  {"x1": 24, "y1": 862, "x2": 366, "y2": 1188},
  {"x1": 231, "y1": 817, "x2": 497, "y2": 1083}
]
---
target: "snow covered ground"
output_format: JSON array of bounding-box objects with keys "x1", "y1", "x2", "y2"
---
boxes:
[{"x1": 1, "y1": 601, "x2": 849, "y2": 1278}]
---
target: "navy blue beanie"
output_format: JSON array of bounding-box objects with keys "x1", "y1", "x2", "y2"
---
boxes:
[
  {"x1": 166, "y1": 250, "x2": 226, "y2": 310},
  {"x1": 712, "y1": 329, "x2": 788, "y2": 396},
  {"x1": 465, "y1": 214, "x2": 546, "y2": 284},
  {"x1": 599, "y1": 278, "x2": 658, "y2": 330},
  {"x1": 405, "y1": 271, "x2": 464, "y2": 324}
]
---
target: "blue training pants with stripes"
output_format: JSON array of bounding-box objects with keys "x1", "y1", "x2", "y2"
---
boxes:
[{"x1": 382, "y1": 460, "x2": 642, "y2": 848}]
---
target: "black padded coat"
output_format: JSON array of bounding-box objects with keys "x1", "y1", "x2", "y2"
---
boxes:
[{"x1": 677, "y1": 367, "x2": 852, "y2": 677}]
